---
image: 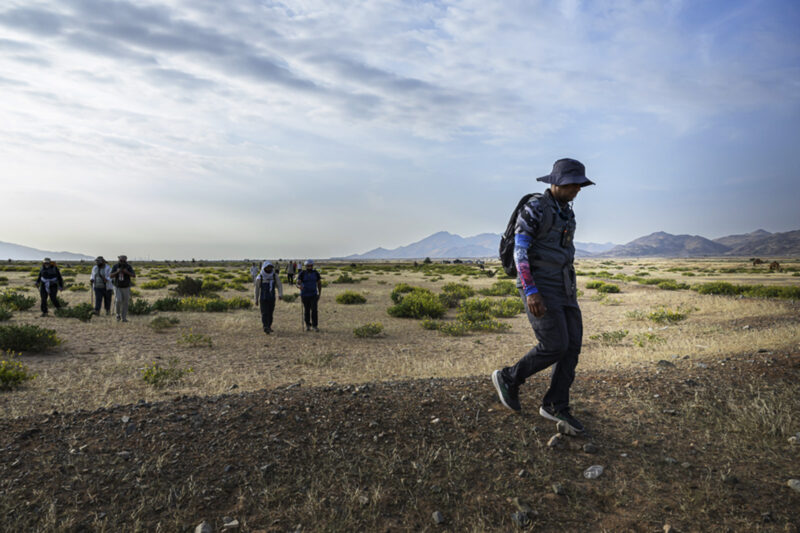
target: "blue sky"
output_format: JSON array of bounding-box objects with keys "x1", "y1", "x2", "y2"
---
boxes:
[{"x1": 1, "y1": 0, "x2": 799, "y2": 259}]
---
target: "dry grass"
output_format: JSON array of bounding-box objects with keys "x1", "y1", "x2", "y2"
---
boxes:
[{"x1": 0, "y1": 259, "x2": 798, "y2": 418}]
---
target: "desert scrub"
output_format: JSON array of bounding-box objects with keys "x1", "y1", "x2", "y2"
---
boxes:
[
  {"x1": 442, "y1": 283, "x2": 475, "y2": 299},
  {"x1": 225, "y1": 296, "x2": 252, "y2": 309},
  {"x1": 488, "y1": 297, "x2": 525, "y2": 318},
  {"x1": 353, "y1": 322, "x2": 384, "y2": 338},
  {"x1": 178, "y1": 330, "x2": 212, "y2": 348},
  {"x1": 66, "y1": 282, "x2": 89, "y2": 292},
  {"x1": 633, "y1": 332, "x2": 665, "y2": 347},
  {"x1": 0, "y1": 276, "x2": 8, "y2": 286},
  {"x1": 648, "y1": 307, "x2": 688, "y2": 324},
  {"x1": 692, "y1": 282, "x2": 800, "y2": 300},
  {"x1": 0, "y1": 290, "x2": 36, "y2": 311},
  {"x1": 174, "y1": 276, "x2": 204, "y2": 296},
  {"x1": 141, "y1": 358, "x2": 193, "y2": 388},
  {"x1": 477, "y1": 280, "x2": 517, "y2": 296},
  {"x1": 390, "y1": 283, "x2": 419, "y2": 304},
  {"x1": 149, "y1": 316, "x2": 180, "y2": 332},
  {"x1": 141, "y1": 279, "x2": 169, "y2": 290},
  {"x1": 153, "y1": 297, "x2": 181, "y2": 312},
  {"x1": 55, "y1": 303, "x2": 94, "y2": 322},
  {"x1": 459, "y1": 297, "x2": 524, "y2": 320},
  {"x1": 657, "y1": 280, "x2": 690, "y2": 291},
  {"x1": 0, "y1": 306, "x2": 11, "y2": 322},
  {"x1": 0, "y1": 351, "x2": 36, "y2": 390},
  {"x1": 281, "y1": 294, "x2": 297, "y2": 303},
  {"x1": 128, "y1": 299, "x2": 153, "y2": 315},
  {"x1": 332, "y1": 273, "x2": 358, "y2": 284},
  {"x1": 178, "y1": 297, "x2": 224, "y2": 312},
  {"x1": 589, "y1": 329, "x2": 629, "y2": 344},
  {"x1": 336, "y1": 291, "x2": 367, "y2": 305},
  {"x1": 0, "y1": 324, "x2": 61, "y2": 352},
  {"x1": 387, "y1": 289, "x2": 446, "y2": 319},
  {"x1": 201, "y1": 279, "x2": 225, "y2": 292}
]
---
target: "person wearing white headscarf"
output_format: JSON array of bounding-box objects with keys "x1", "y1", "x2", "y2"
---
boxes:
[{"x1": 254, "y1": 261, "x2": 283, "y2": 335}]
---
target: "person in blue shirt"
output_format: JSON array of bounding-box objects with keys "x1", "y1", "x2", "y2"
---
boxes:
[
  {"x1": 492, "y1": 158, "x2": 595, "y2": 436},
  {"x1": 296, "y1": 259, "x2": 322, "y2": 332}
]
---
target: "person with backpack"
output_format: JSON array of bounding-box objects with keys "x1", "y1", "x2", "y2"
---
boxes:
[
  {"x1": 35, "y1": 257, "x2": 64, "y2": 316},
  {"x1": 285, "y1": 260, "x2": 296, "y2": 285},
  {"x1": 492, "y1": 158, "x2": 595, "y2": 435},
  {"x1": 110, "y1": 255, "x2": 136, "y2": 322},
  {"x1": 254, "y1": 261, "x2": 283, "y2": 335},
  {"x1": 297, "y1": 259, "x2": 322, "y2": 332},
  {"x1": 90, "y1": 256, "x2": 113, "y2": 315}
]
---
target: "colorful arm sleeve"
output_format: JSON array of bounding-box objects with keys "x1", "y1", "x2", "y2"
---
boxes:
[{"x1": 514, "y1": 233, "x2": 538, "y2": 295}]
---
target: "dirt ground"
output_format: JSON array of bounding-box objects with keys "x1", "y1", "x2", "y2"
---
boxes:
[{"x1": 0, "y1": 258, "x2": 798, "y2": 531}]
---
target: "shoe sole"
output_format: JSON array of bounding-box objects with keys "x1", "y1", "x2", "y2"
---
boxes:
[
  {"x1": 539, "y1": 407, "x2": 583, "y2": 435},
  {"x1": 492, "y1": 370, "x2": 520, "y2": 412}
]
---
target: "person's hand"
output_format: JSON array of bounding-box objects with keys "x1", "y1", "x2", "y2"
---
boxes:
[
  {"x1": 527, "y1": 293, "x2": 547, "y2": 318},
  {"x1": 278, "y1": 295, "x2": 283, "y2": 301}
]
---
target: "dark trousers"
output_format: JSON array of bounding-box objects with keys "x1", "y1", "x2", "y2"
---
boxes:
[
  {"x1": 503, "y1": 288, "x2": 582, "y2": 412},
  {"x1": 287, "y1": 273, "x2": 294, "y2": 284},
  {"x1": 94, "y1": 288, "x2": 113, "y2": 313},
  {"x1": 260, "y1": 293, "x2": 276, "y2": 331},
  {"x1": 39, "y1": 285, "x2": 60, "y2": 314},
  {"x1": 301, "y1": 295, "x2": 319, "y2": 327}
]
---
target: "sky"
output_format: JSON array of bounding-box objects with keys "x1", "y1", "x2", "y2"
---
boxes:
[{"x1": 1, "y1": 0, "x2": 799, "y2": 260}]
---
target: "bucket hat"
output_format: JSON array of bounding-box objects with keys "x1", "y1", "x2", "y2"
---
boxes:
[
  {"x1": 536, "y1": 158, "x2": 595, "y2": 187},
  {"x1": 305, "y1": 259, "x2": 314, "y2": 266}
]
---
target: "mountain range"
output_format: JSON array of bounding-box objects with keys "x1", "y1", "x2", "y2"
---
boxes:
[
  {"x1": 344, "y1": 229, "x2": 800, "y2": 259},
  {"x1": 0, "y1": 241, "x2": 93, "y2": 262}
]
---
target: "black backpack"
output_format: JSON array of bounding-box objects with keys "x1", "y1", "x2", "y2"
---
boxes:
[{"x1": 498, "y1": 193, "x2": 555, "y2": 277}]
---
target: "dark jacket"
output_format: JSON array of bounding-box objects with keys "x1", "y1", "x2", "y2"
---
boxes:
[
  {"x1": 36, "y1": 265, "x2": 64, "y2": 290},
  {"x1": 110, "y1": 262, "x2": 136, "y2": 288}
]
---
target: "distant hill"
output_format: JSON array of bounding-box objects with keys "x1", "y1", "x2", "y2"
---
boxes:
[
  {"x1": 600, "y1": 229, "x2": 800, "y2": 257},
  {"x1": 0, "y1": 241, "x2": 93, "y2": 261},
  {"x1": 342, "y1": 232, "x2": 617, "y2": 260},
  {"x1": 603, "y1": 232, "x2": 732, "y2": 257}
]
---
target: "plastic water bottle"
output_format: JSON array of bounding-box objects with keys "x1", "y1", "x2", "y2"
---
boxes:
[{"x1": 583, "y1": 465, "x2": 604, "y2": 479}]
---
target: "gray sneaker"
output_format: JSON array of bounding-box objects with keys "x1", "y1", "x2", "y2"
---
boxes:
[{"x1": 492, "y1": 370, "x2": 521, "y2": 411}]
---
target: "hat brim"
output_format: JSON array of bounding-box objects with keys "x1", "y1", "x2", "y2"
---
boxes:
[{"x1": 537, "y1": 174, "x2": 595, "y2": 186}]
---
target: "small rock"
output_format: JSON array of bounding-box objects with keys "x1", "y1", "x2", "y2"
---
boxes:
[
  {"x1": 663, "y1": 457, "x2": 678, "y2": 465},
  {"x1": 721, "y1": 473, "x2": 739, "y2": 484},
  {"x1": 662, "y1": 409, "x2": 678, "y2": 416},
  {"x1": 430, "y1": 418, "x2": 440, "y2": 424},
  {"x1": 222, "y1": 518, "x2": 239, "y2": 530},
  {"x1": 656, "y1": 360, "x2": 675, "y2": 368},
  {"x1": 583, "y1": 443, "x2": 598, "y2": 454},
  {"x1": 583, "y1": 465, "x2": 604, "y2": 479},
  {"x1": 788, "y1": 479, "x2": 800, "y2": 493},
  {"x1": 511, "y1": 511, "x2": 530, "y2": 528},
  {"x1": 695, "y1": 362, "x2": 708, "y2": 369},
  {"x1": 116, "y1": 451, "x2": 132, "y2": 459},
  {"x1": 663, "y1": 525, "x2": 673, "y2": 533},
  {"x1": 125, "y1": 423, "x2": 136, "y2": 436},
  {"x1": 517, "y1": 469, "x2": 527, "y2": 478},
  {"x1": 681, "y1": 462, "x2": 691, "y2": 469},
  {"x1": 742, "y1": 325, "x2": 750, "y2": 330},
  {"x1": 358, "y1": 494, "x2": 369, "y2": 506},
  {"x1": 432, "y1": 510, "x2": 445, "y2": 524},
  {"x1": 552, "y1": 482, "x2": 565, "y2": 495},
  {"x1": 511, "y1": 497, "x2": 533, "y2": 514},
  {"x1": 121, "y1": 416, "x2": 130, "y2": 423},
  {"x1": 195, "y1": 521, "x2": 213, "y2": 533},
  {"x1": 228, "y1": 384, "x2": 238, "y2": 391},
  {"x1": 547, "y1": 434, "x2": 563, "y2": 448},
  {"x1": 757, "y1": 348, "x2": 769, "y2": 353},
  {"x1": 460, "y1": 394, "x2": 468, "y2": 401}
]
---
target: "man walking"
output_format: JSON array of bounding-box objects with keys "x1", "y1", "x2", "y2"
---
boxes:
[
  {"x1": 35, "y1": 257, "x2": 64, "y2": 317},
  {"x1": 90, "y1": 256, "x2": 113, "y2": 315},
  {"x1": 296, "y1": 259, "x2": 322, "y2": 332},
  {"x1": 286, "y1": 260, "x2": 296, "y2": 285},
  {"x1": 254, "y1": 261, "x2": 283, "y2": 335},
  {"x1": 492, "y1": 158, "x2": 595, "y2": 435},
  {"x1": 110, "y1": 255, "x2": 136, "y2": 322}
]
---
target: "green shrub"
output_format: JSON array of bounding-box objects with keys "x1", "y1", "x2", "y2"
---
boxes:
[
  {"x1": 282, "y1": 294, "x2": 297, "y2": 303},
  {"x1": 55, "y1": 295, "x2": 69, "y2": 308},
  {"x1": 437, "y1": 321, "x2": 471, "y2": 336},
  {"x1": 149, "y1": 316, "x2": 180, "y2": 332},
  {"x1": 585, "y1": 280, "x2": 605, "y2": 289},
  {"x1": 489, "y1": 297, "x2": 525, "y2": 318},
  {"x1": 202, "y1": 279, "x2": 225, "y2": 292},
  {"x1": 0, "y1": 276, "x2": 8, "y2": 286},
  {"x1": 457, "y1": 298, "x2": 493, "y2": 323},
  {"x1": 390, "y1": 283, "x2": 418, "y2": 304},
  {"x1": 691, "y1": 282, "x2": 800, "y2": 300},
  {"x1": 0, "y1": 291, "x2": 35, "y2": 311},
  {"x1": 597, "y1": 283, "x2": 620, "y2": 293},
  {"x1": 421, "y1": 319, "x2": 442, "y2": 330},
  {"x1": 225, "y1": 296, "x2": 252, "y2": 309},
  {"x1": 589, "y1": 329, "x2": 628, "y2": 344},
  {"x1": 353, "y1": 322, "x2": 384, "y2": 338},
  {"x1": 128, "y1": 299, "x2": 153, "y2": 315},
  {"x1": 178, "y1": 329, "x2": 212, "y2": 347},
  {"x1": 55, "y1": 303, "x2": 94, "y2": 322},
  {"x1": 336, "y1": 291, "x2": 367, "y2": 304},
  {"x1": 0, "y1": 324, "x2": 61, "y2": 352},
  {"x1": 141, "y1": 358, "x2": 193, "y2": 388},
  {"x1": 465, "y1": 319, "x2": 511, "y2": 333},
  {"x1": 625, "y1": 309, "x2": 648, "y2": 321},
  {"x1": 477, "y1": 280, "x2": 517, "y2": 296},
  {"x1": 153, "y1": 297, "x2": 181, "y2": 312},
  {"x1": 648, "y1": 307, "x2": 688, "y2": 324},
  {"x1": 387, "y1": 289, "x2": 446, "y2": 319},
  {"x1": 332, "y1": 273, "x2": 359, "y2": 284},
  {"x1": 178, "y1": 297, "x2": 219, "y2": 312},
  {"x1": 633, "y1": 332, "x2": 665, "y2": 347},
  {"x1": 204, "y1": 299, "x2": 228, "y2": 312},
  {"x1": 141, "y1": 279, "x2": 169, "y2": 289},
  {"x1": 0, "y1": 306, "x2": 11, "y2": 322},
  {"x1": 174, "y1": 276, "x2": 204, "y2": 296},
  {"x1": 442, "y1": 283, "x2": 475, "y2": 299},
  {"x1": 67, "y1": 283, "x2": 89, "y2": 292},
  {"x1": 657, "y1": 280, "x2": 690, "y2": 291},
  {"x1": 0, "y1": 351, "x2": 36, "y2": 391}
]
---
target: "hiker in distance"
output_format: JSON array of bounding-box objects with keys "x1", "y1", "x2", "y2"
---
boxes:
[
  {"x1": 492, "y1": 158, "x2": 595, "y2": 435},
  {"x1": 35, "y1": 257, "x2": 64, "y2": 317},
  {"x1": 285, "y1": 260, "x2": 296, "y2": 285},
  {"x1": 90, "y1": 256, "x2": 113, "y2": 315},
  {"x1": 297, "y1": 259, "x2": 322, "y2": 332},
  {"x1": 254, "y1": 261, "x2": 283, "y2": 335},
  {"x1": 110, "y1": 255, "x2": 135, "y2": 322}
]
